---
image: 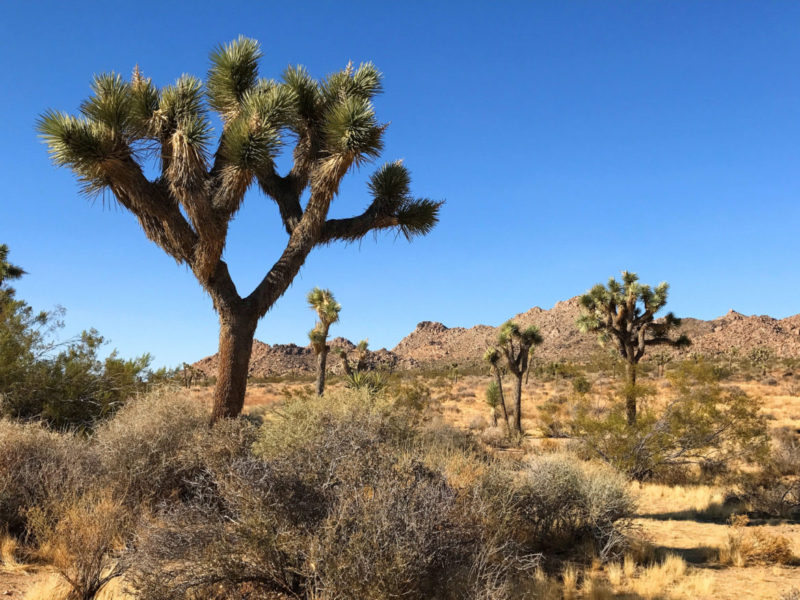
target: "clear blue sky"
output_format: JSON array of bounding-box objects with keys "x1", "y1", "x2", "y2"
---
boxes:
[{"x1": 2, "y1": 1, "x2": 799, "y2": 368}]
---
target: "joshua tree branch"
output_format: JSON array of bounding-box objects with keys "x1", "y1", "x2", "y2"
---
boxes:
[{"x1": 256, "y1": 165, "x2": 304, "y2": 234}]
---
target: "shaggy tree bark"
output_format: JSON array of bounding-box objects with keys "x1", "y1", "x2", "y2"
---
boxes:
[
  {"x1": 493, "y1": 368, "x2": 511, "y2": 434},
  {"x1": 315, "y1": 349, "x2": 328, "y2": 397},
  {"x1": 624, "y1": 361, "x2": 637, "y2": 426}
]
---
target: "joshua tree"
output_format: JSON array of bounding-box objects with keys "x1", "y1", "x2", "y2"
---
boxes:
[
  {"x1": 307, "y1": 288, "x2": 341, "y2": 396},
  {"x1": 491, "y1": 320, "x2": 543, "y2": 434},
  {"x1": 651, "y1": 350, "x2": 672, "y2": 378},
  {"x1": 0, "y1": 244, "x2": 25, "y2": 293},
  {"x1": 483, "y1": 347, "x2": 511, "y2": 436},
  {"x1": 577, "y1": 271, "x2": 690, "y2": 426},
  {"x1": 485, "y1": 380, "x2": 501, "y2": 427},
  {"x1": 747, "y1": 346, "x2": 773, "y2": 377},
  {"x1": 339, "y1": 338, "x2": 368, "y2": 378},
  {"x1": 38, "y1": 38, "x2": 441, "y2": 421}
]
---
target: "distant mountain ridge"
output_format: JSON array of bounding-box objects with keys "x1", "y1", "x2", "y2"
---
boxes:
[{"x1": 192, "y1": 297, "x2": 800, "y2": 377}]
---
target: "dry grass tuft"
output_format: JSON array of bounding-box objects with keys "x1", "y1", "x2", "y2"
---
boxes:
[
  {"x1": 0, "y1": 533, "x2": 27, "y2": 570},
  {"x1": 623, "y1": 552, "x2": 637, "y2": 578},
  {"x1": 672, "y1": 569, "x2": 715, "y2": 598},
  {"x1": 583, "y1": 572, "x2": 614, "y2": 600},
  {"x1": 562, "y1": 563, "x2": 578, "y2": 598},
  {"x1": 628, "y1": 554, "x2": 688, "y2": 599},
  {"x1": 605, "y1": 560, "x2": 623, "y2": 588},
  {"x1": 718, "y1": 515, "x2": 795, "y2": 566},
  {"x1": 23, "y1": 573, "x2": 71, "y2": 600},
  {"x1": 529, "y1": 567, "x2": 561, "y2": 600}
]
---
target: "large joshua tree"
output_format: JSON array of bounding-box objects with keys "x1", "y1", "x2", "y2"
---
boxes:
[
  {"x1": 38, "y1": 37, "x2": 441, "y2": 421},
  {"x1": 577, "y1": 271, "x2": 690, "y2": 426},
  {"x1": 491, "y1": 320, "x2": 543, "y2": 435},
  {"x1": 307, "y1": 287, "x2": 340, "y2": 396}
]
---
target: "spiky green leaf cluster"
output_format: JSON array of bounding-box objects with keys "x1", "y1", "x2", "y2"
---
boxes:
[
  {"x1": 80, "y1": 73, "x2": 133, "y2": 134},
  {"x1": 207, "y1": 36, "x2": 262, "y2": 118},
  {"x1": 37, "y1": 110, "x2": 125, "y2": 195},
  {"x1": 485, "y1": 380, "x2": 501, "y2": 408},
  {"x1": 307, "y1": 287, "x2": 341, "y2": 326},
  {"x1": 484, "y1": 347, "x2": 500, "y2": 366},
  {"x1": 0, "y1": 244, "x2": 25, "y2": 287},
  {"x1": 497, "y1": 320, "x2": 542, "y2": 348},
  {"x1": 368, "y1": 161, "x2": 442, "y2": 239}
]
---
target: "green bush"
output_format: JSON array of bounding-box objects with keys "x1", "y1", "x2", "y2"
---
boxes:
[
  {"x1": 577, "y1": 359, "x2": 769, "y2": 481},
  {"x1": 0, "y1": 262, "x2": 156, "y2": 429}
]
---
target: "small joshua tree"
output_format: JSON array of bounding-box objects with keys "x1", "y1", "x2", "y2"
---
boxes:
[
  {"x1": 308, "y1": 288, "x2": 341, "y2": 396},
  {"x1": 651, "y1": 350, "x2": 672, "y2": 378},
  {"x1": 748, "y1": 346, "x2": 773, "y2": 377},
  {"x1": 339, "y1": 338, "x2": 368, "y2": 378},
  {"x1": 492, "y1": 320, "x2": 543, "y2": 435},
  {"x1": 483, "y1": 347, "x2": 511, "y2": 436},
  {"x1": 577, "y1": 270, "x2": 690, "y2": 426},
  {"x1": 485, "y1": 380, "x2": 501, "y2": 427}
]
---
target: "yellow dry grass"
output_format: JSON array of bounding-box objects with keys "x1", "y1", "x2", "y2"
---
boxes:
[
  {"x1": 23, "y1": 572, "x2": 134, "y2": 600},
  {"x1": 718, "y1": 515, "x2": 795, "y2": 567},
  {"x1": 561, "y1": 563, "x2": 578, "y2": 598},
  {"x1": 0, "y1": 533, "x2": 27, "y2": 571}
]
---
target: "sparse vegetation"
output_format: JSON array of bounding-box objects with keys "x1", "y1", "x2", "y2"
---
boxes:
[{"x1": 576, "y1": 359, "x2": 769, "y2": 481}]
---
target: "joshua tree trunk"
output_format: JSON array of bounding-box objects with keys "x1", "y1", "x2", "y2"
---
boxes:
[
  {"x1": 493, "y1": 370, "x2": 511, "y2": 437},
  {"x1": 340, "y1": 354, "x2": 354, "y2": 378},
  {"x1": 625, "y1": 361, "x2": 637, "y2": 427},
  {"x1": 513, "y1": 374, "x2": 523, "y2": 434},
  {"x1": 316, "y1": 348, "x2": 329, "y2": 396},
  {"x1": 209, "y1": 307, "x2": 258, "y2": 422}
]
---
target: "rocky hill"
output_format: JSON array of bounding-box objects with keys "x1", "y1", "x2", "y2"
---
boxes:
[
  {"x1": 193, "y1": 337, "x2": 404, "y2": 378},
  {"x1": 192, "y1": 297, "x2": 800, "y2": 377}
]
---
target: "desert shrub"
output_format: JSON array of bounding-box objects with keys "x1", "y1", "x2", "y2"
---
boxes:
[
  {"x1": 738, "y1": 428, "x2": 800, "y2": 519},
  {"x1": 31, "y1": 490, "x2": 131, "y2": 600},
  {"x1": 535, "y1": 361, "x2": 581, "y2": 381},
  {"x1": 538, "y1": 396, "x2": 570, "y2": 438},
  {"x1": 0, "y1": 419, "x2": 93, "y2": 540},
  {"x1": 718, "y1": 515, "x2": 794, "y2": 566},
  {"x1": 93, "y1": 387, "x2": 209, "y2": 506},
  {"x1": 519, "y1": 454, "x2": 634, "y2": 560},
  {"x1": 390, "y1": 378, "x2": 431, "y2": 411},
  {"x1": 773, "y1": 427, "x2": 800, "y2": 476},
  {"x1": 572, "y1": 374, "x2": 592, "y2": 395},
  {"x1": 577, "y1": 360, "x2": 769, "y2": 481},
  {"x1": 123, "y1": 390, "x2": 631, "y2": 599},
  {"x1": 126, "y1": 391, "x2": 467, "y2": 599}
]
